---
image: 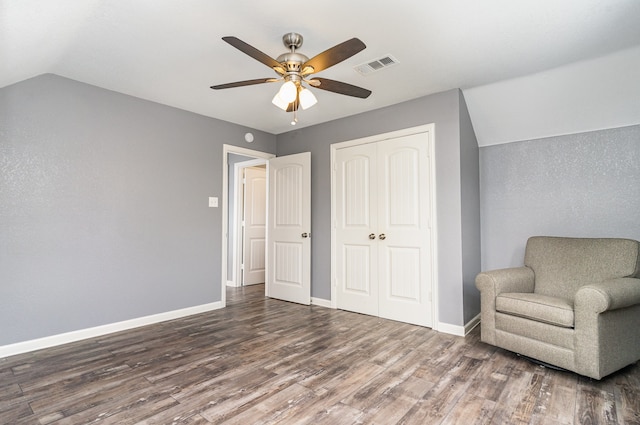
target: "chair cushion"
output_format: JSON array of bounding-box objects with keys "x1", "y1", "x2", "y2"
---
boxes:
[{"x1": 496, "y1": 293, "x2": 574, "y2": 328}]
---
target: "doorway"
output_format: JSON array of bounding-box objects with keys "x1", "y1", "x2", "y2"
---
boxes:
[
  {"x1": 221, "y1": 145, "x2": 312, "y2": 308},
  {"x1": 221, "y1": 145, "x2": 274, "y2": 307},
  {"x1": 233, "y1": 161, "x2": 266, "y2": 287}
]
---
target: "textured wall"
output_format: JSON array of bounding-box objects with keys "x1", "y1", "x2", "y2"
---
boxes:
[
  {"x1": 480, "y1": 124, "x2": 640, "y2": 271},
  {"x1": 0, "y1": 74, "x2": 276, "y2": 345},
  {"x1": 459, "y1": 91, "x2": 481, "y2": 324}
]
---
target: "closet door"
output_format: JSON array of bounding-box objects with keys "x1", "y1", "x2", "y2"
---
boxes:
[
  {"x1": 377, "y1": 134, "x2": 432, "y2": 327},
  {"x1": 335, "y1": 131, "x2": 433, "y2": 327},
  {"x1": 335, "y1": 144, "x2": 379, "y2": 316}
]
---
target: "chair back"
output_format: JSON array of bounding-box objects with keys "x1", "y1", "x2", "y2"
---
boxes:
[{"x1": 524, "y1": 236, "x2": 640, "y2": 301}]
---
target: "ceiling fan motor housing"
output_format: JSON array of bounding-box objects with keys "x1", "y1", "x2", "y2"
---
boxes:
[{"x1": 276, "y1": 33, "x2": 312, "y2": 83}]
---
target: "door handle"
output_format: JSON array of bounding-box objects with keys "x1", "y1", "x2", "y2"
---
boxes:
[
  {"x1": 369, "y1": 233, "x2": 376, "y2": 240},
  {"x1": 301, "y1": 232, "x2": 309, "y2": 238},
  {"x1": 379, "y1": 233, "x2": 386, "y2": 240}
]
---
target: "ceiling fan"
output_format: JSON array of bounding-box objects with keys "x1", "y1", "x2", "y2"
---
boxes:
[{"x1": 211, "y1": 33, "x2": 372, "y2": 124}]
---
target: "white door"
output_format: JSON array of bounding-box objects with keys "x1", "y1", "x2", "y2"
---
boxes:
[
  {"x1": 242, "y1": 166, "x2": 266, "y2": 285},
  {"x1": 266, "y1": 152, "x2": 311, "y2": 305},
  {"x1": 335, "y1": 144, "x2": 379, "y2": 316},
  {"x1": 335, "y1": 132, "x2": 433, "y2": 327},
  {"x1": 376, "y1": 134, "x2": 432, "y2": 327}
]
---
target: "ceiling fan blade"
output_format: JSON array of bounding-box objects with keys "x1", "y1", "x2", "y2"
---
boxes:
[
  {"x1": 222, "y1": 36, "x2": 284, "y2": 73},
  {"x1": 210, "y1": 78, "x2": 277, "y2": 90},
  {"x1": 308, "y1": 78, "x2": 371, "y2": 99},
  {"x1": 302, "y1": 38, "x2": 366, "y2": 74}
]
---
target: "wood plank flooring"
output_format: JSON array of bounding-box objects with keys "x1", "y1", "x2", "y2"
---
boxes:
[{"x1": 1, "y1": 284, "x2": 639, "y2": 424}]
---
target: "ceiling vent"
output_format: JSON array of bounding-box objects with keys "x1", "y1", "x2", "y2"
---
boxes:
[{"x1": 354, "y1": 55, "x2": 399, "y2": 75}]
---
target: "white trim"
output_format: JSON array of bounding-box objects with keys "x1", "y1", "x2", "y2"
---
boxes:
[
  {"x1": 436, "y1": 314, "x2": 481, "y2": 337},
  {"x1": 311, "y1": 297, "x2": 332, "y2": 308},
  {"x1": 0, "y1": 302, "x2": 223, "y2": 358},
  {"x1": 464, "y1": 313, "x2": 481, "y2": 335},
  {"x1": 222, "y1": 145, "x2": 275, "y2": 306},
  {"x1": 329, "y1": 124, "x2": 438, "y2": 328},
  {"x1": 436, "y1": 321, "x2": 466, "y2": 337}
]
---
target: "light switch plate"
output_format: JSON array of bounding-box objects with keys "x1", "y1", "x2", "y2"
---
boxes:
[{"x1": 209, "y1": 197, "x2": 218, "y2": 208}]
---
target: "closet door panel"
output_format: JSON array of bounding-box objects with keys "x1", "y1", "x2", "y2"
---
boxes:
[
  {"x1": 335, "y1": 144, "x2": 378, "y2": 316},
  {"x1": 377, "y1": 133, "x2": 433, "y2": 327}
]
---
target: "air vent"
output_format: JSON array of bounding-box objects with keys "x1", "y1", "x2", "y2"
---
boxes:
[{"x1": 354, "y1": 55, "x2": 399, "y2": 75}]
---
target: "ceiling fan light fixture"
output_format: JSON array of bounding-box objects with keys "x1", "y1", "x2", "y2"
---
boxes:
[
  {"x1": 299, "y1": 87, "x2": 317, "y2": 110},
  {"x1": 271, "y1": 92, "x2": 289, "y2": 111},
  {"x1": 278, "y1": 81, "x2": 297, "y2": 103}
]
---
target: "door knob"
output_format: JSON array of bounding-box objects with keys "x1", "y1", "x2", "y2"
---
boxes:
[
  {"x1": 369, "y1": 233, "x2": 376, "y2": 240},
  {"x1": 379, "y1": 233, "x2": 386, "y2": 240},
  {"x1": 301, "y1": 232, "x2": 309, "y2": 238}
]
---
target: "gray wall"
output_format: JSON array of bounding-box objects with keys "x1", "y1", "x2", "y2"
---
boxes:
[
  {"x1": 276, "y1": 89, "x2": 481, "y2": 327},
  {"x1": 459, "y1": 92, "x2": 482, "y2": 324},
  {"x1": 480, "y1": 124, "x2": 640, "y2": 271},
  {"x1": 0, "y1": 74, "x2": 276, "y2": 346}
]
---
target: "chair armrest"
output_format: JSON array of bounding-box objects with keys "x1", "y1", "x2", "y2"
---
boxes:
[
  {"x1": 475, "y1": 267, "x2": 535, "y2": 345},
  {"x1": 475, "y1": 266, "x2": 535, "y2": 296},
  {"x1": 575, "y1": 278, "x2": 640, "y2": 313}
]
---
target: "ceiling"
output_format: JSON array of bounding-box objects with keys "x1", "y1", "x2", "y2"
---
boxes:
[{"x1": 2, "y1": 0, "x2": 640, "y2": 140}]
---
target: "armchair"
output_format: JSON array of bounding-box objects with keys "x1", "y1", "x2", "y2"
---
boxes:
[{"x1": 476, "y1": 236, "x2": 640, "y2": 379}]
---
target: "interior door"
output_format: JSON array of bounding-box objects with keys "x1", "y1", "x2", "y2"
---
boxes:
[
  {"x1": 242, "y1": 166, "x2": 266, "y2": 285},
  {"x1": 377, "y1": 134, "x2": 432, "y2": 327},
  {"x1": 335, "y1": 144, "x2": 379, "y2": 316},
  {"x1": 266, "y1": 152, "x2": 311, "y2": 305}
]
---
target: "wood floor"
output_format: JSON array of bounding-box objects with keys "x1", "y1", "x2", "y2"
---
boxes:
[{"x1": 1, "y1": 284, "x2": 639, "y2": 425}]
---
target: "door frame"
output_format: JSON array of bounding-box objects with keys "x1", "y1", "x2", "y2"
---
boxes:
[
  {"x1": 232, "y1": 159, "x2": 268, "y2": 288},
  {"x1": 221, "y1": 144, "x2": 275, "y2": 307},
  {"x1": 329, "y1": 124, "x2": 439, "y2": 329}
]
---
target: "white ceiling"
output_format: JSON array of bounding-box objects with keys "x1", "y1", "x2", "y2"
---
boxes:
[{"x1": 2, "y1": 0, "x2": 640, "y2": 142}]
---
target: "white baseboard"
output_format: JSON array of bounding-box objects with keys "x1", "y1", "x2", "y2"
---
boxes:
[
  {"x1": 464, "y1": 313, "x2": 481, "y2": 335},
  {"x1": 437, "y1": 313, "x2": 481, "y2": 337},
  {"x1": 311, "y1": 297, "x2": 332, "y2": 308},
  {"x1": 0, "y1": 301, "x2": 224, "y2": 358}
]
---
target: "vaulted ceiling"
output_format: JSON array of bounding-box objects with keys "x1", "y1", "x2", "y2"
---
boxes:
[{"x1": 2, "y1": 0, "x2": 640, "y2": 145}]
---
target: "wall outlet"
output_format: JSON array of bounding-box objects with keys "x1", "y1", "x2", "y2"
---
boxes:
[{"x1": 209, "y1": 197, "x2": 218, "y2": 208}]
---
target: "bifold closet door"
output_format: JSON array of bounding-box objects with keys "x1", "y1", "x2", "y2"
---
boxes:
[
  {"x1": 335, "y1": 132, "x2": 433, "y2": 327},
  {"x1": 376, "y1": 134, "x2": 432, "y2": 327},
  {"x1": 335, "y1": 143, "x2": 379, "y2": 316}
]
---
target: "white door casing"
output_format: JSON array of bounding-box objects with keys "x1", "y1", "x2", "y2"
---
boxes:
[
  {"x1": 334, "y1": 129, "x2": 434, "y2": 327},
  {"x1": 242, "y1": 166, "x2": 266, "y2": 285},
  {"x1": 266, "y1": 152, "x2": 311, "y2": 305}
]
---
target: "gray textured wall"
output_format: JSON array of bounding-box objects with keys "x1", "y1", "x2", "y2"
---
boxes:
[
  {"x1": 276, "y1": 89, "x2": 481, "y2": 326},
  {"x1": 480, "y1": 124, "x2": 640, "y2": 271},
  {"x1": 458, "y1": 91, "x2": 482, "y2": 324},
  {"x1": 0, "y1": 74, "x2": 276, "y2": 345}
]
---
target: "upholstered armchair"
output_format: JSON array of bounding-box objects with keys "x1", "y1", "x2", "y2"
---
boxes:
[{"x1": 476, "y1": 236, "x2": 640, "y2": 379}]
